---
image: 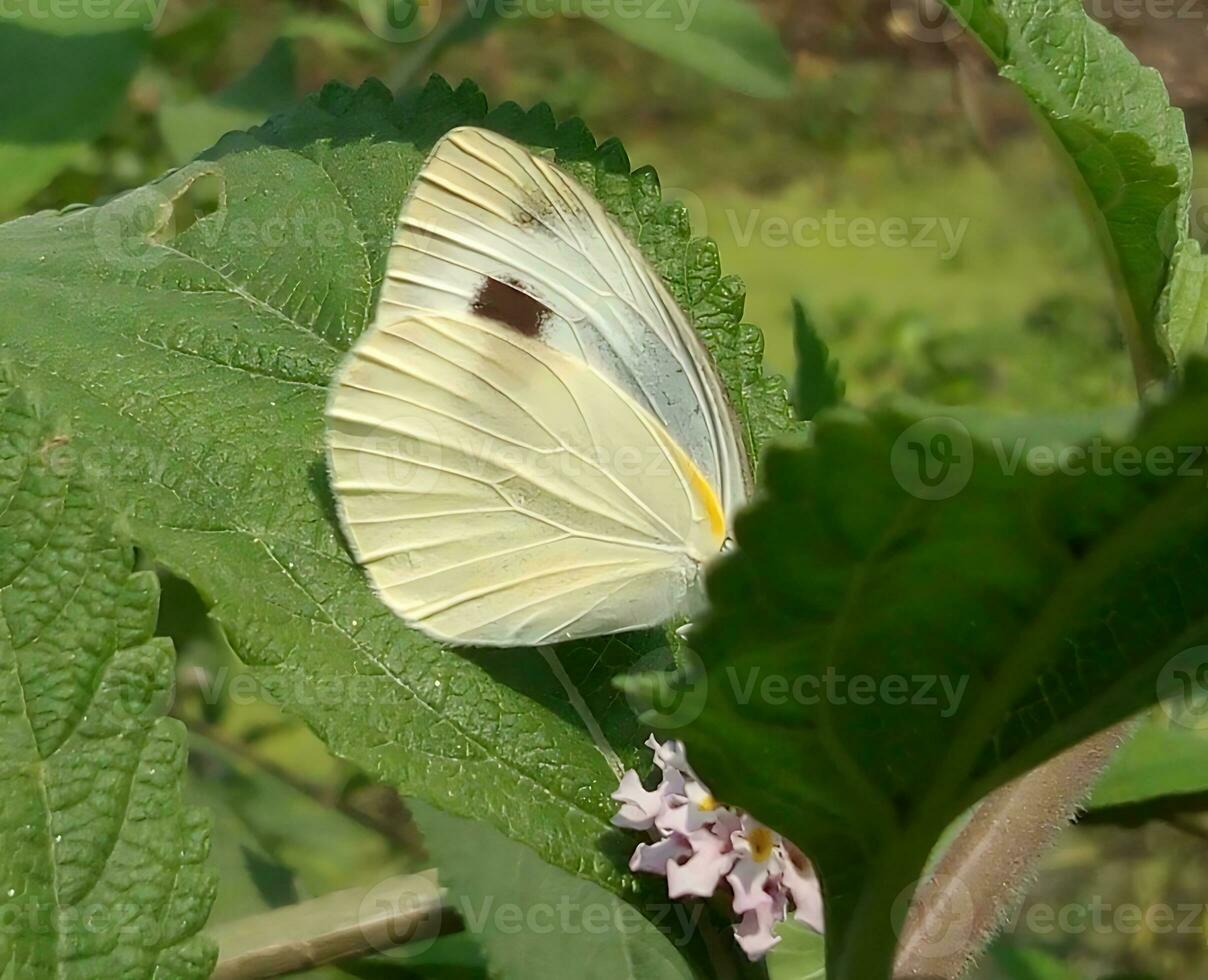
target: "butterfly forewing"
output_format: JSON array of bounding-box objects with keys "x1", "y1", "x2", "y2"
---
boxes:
[{"x1": 378, "y1": 126, "x2": 750, "y2": 517}]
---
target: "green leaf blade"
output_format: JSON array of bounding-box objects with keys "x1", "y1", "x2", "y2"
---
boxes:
[
  {"x1": 0, "y1": 385, "x2": 216, "y2": 979},
  {"x1": 0, "y1": 77, "x2": 794, "y2": 926},
  {"x1": 942, "y1": 0, "x2": 1193, "y2": 381},
  {"x1": 1163, "y1": 239, "x2": 1208, "y2": 361},
  {"x1": 791, "y1": 299, "x2": 844, "y2": 421},
  {"x1": 413, "y1": 801, "x2": 699, "y2": 980},
  {"x1": 1089, "y1": 712, "x2": 1208, "y2": 810},
  {"x1": 159, "y1": 38, "x2": 298, "y2": 164},
  {"x1": 672, "y1": 363, "x2": 1208, "y2": 979},
  {"x1": 0, "y1": 5, "x2": 151, "y2": 215},
  {"x1": 565, "y1": 0, "x2": 793, "y2": 99}
]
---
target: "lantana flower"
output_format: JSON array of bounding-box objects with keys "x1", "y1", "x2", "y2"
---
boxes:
[{"x1": 610, "y1": 735, "x2": 824, "y2": 960}]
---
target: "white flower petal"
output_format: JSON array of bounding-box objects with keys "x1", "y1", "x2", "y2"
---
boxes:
[
  {"x1": 655, "y1": 794, "x2": 725, "y2": 836},
  {"x1": 630, "y1": 834, "x2": 692, "y2": 876},
  {"x1": 647, "y1": 735, "x2": 692, "y2": 775},
  {"x1": 610, "y1": 769, "x2": 663, "y2": 830},
  {"x1": 783, "y1": 856, "x2": 825, "y2": 933},
  {"x1": 728, "y1": 859, "x2": 773, "y2": 915},
  {"x1": 713, "y1": 807, "x2": 742, "y2": 841},
  {"x1": 660, "y1": 767, "x2": 687, "y2": 800},
  {"x1": 735, "y1": 906, "x2": 782, "y2": 960},
  {"x1": 666, "y1": 830, "x2": 736, "y2": 899}
]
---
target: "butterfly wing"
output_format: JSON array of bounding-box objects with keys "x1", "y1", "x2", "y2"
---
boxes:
[
  {"x1": 377, "y1": 126, "x2": 751, "y2": 519},
  {"x1": 326, "y1": 311, "x2": 726, "y2": 646}
]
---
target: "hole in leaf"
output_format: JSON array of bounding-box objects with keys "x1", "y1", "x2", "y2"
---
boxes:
[{"x1": 151, "y1": 171, "x2": 225, "y2": 244}]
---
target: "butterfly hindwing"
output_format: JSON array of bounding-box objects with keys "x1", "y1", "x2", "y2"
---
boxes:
[{"x1": 326, "y1": 311, "x2": 725, "y2": 646}]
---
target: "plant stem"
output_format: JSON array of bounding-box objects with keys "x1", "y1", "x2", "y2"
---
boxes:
[
  {"x1": 209, "y1": 872, "x2": 460, "y2": 979},
  {"x1": 184, "y1": 716, "x2": 417, "y2": 848},
  {"x1": 386, "y1": 2, "x2": 475, "y2": 94},
  {"x1": 893, "y1": 722, "x2": 1133, "y2": 979}
]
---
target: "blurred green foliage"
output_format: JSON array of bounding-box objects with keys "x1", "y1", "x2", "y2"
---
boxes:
[{"x1": 7, "y1": 1, "x2": 1208, "y2": 976}]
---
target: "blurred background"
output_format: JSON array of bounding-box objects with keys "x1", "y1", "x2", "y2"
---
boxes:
[{"x1": 7, "y1": 1, "x2": 1208, "y2": 976}]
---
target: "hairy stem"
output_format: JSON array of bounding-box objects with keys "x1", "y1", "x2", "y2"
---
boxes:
[{"x1": 893, "y1": 723, "x2": 1133, "y2": 979}]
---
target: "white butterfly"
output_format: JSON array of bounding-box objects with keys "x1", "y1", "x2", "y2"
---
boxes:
[{"x1": 325, "y1": 127, "x2": 750, "y2": 647}]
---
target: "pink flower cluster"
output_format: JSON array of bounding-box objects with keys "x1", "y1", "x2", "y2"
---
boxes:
[{"x1": 611, "y1": 736, "x2": 824, "y2": 960}]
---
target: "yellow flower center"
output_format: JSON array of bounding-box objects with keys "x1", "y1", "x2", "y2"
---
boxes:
[
  {"x1": 749, "y1": 827, "x2": 775, "y2": 863},
  {"x1": 697, "y1": 794, "x2": 718, "y2": 812}
]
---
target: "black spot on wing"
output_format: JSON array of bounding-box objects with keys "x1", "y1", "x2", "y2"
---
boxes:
[{"x1": 472, "y1": 277, "x2": 551, "y2": 338}]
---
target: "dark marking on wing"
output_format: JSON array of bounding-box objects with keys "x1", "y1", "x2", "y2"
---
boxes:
[{"x1": 472, "y1": 277, "x2": 551, "y2": 338}]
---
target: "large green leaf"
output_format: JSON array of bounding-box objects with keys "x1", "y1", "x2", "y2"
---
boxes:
[
  {"x1": 990, "y1": 946, "x2": 1087, "y2": 980},
  {"x1": 1088, "y1": 710, "x2": 1208, "y2": 810},
  {"x1": 159, "y1": 38, "x2": 298, "y2": 165},
  {"x1": 941, "y1": 0, "x2": 1192, "y2": 383},
  {"x1": 356, "y1": 0, "x2": 791, "y2": 98},
  {"x1": 667, "y1": 360, "x2": 1208, "y2": 980},
  {"x1": 767, "y1": 920, "x2": 825, "y2": 980},
  {"x1": 0, "y1": 75, "x2": 794, "y2": 927},
  {"x1": 556, "y1": 0, "x2": 793, "y2": 99},
  {"x1": 0, "y1": 379, "x2": 216, "y2": 977},
  {"x1": 0, "y1": 2, "x2": 151, "y2": 215},
  {"x1": 1164, "y1": 240, "x2": 1208, "y2": 363},
  {"x1": 412, "y1": 800, "x2": 700, "y2": 980}
]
